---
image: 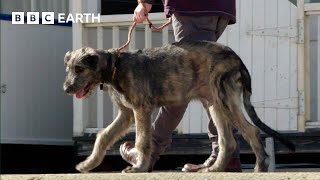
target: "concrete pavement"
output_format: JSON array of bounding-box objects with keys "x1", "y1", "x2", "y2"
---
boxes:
[{"x1": 2, "y1": 172, "x2": 320, "y2": 180}]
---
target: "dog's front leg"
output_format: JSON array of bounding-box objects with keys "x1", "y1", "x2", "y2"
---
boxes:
[
  {"x1": 76, "y1": 106, "x2": 134, "y2": 173},
  {"x1": 122, "y1": 107, "x2": 152, "y2": 173}
]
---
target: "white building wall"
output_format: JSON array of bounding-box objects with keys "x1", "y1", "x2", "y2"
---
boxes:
[{"x1": 0, "y1": 21, "x2": 73, "y2": 145}]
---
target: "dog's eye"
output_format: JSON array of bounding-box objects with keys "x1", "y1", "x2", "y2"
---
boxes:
[{"x1": 75, "y1": 66, "x2": 85, "y2": 74}]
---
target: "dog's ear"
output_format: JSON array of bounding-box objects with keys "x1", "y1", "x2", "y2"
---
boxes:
[
  {"x1": 81, "y1": 54, "x2": 99, "y2": 70},
  {"x1": 64, "y1": 50, "x2": 72, "y2": 66}
]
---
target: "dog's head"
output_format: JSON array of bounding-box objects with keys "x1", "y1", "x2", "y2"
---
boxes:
[{"x1": 63, "y1": 47, "x2": 110, "y2": 99}]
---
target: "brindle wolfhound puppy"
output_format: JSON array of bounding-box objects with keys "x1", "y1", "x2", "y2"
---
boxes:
[{"x1": 63, "y1": 41, "x2": 295, "y2": 173}]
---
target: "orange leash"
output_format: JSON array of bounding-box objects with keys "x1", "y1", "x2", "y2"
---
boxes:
[
  {"x1": 116, "y1": 22, "x2": 137, "y2": 56},
  {"x1": 116, "y1": 17, "x2": 172, "y2": 56},
  {"x1": 146, "y1": 17, "x2": 172, "y2": 31},
  {"x1": 116, "y1": 1, "x2": 172, "y2": 55}
]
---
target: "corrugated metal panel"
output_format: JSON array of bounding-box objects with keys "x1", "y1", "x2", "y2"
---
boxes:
[
  {"x1": 182, "y1": 0, "x2": 299, "y2": 133},
  {"x1": 0, "y1": 21, "x2": 73, "y2": 145}
]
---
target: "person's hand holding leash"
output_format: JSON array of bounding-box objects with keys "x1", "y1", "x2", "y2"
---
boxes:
[{"x1": 134, "y1": 2, "x2": 152, "y2": 23}]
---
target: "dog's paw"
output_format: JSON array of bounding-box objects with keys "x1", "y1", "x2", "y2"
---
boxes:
[
  {"x1": 196, "y1": 167, "x2": 210, "y2": 173},
  {"x1": 197, "y1": 166, "x2": 223, "y2": 173},
  {"x1": 254, "y1": 159, "x2": 269, "y2": 172},
  {"x1": 254, "y1": 165, "x2": 268, "y2": 172},
  {"x1": 75, "y1": 161, "x2": 90, "y2": 173},
  {"x1": 122, "y1": 166, "x2": 147, "y2": 173}
]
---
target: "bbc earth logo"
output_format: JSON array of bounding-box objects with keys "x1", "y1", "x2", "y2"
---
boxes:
[{"x1": 12, "y1": 12, "x2": 101, "y2": 24}]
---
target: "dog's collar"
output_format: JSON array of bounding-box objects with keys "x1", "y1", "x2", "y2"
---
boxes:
[{"x1": 100, "y1": 51, "x2": 119, "y2": 90}]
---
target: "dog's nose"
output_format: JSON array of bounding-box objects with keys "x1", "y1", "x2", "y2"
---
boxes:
[{"x1": 64, "y1": 84, "x2": 74, "y2": 94}]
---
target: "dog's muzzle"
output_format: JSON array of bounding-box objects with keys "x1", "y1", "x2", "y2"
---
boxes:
[{"x1": 63, "y1": 84, "x2": 75, "y2": 94}]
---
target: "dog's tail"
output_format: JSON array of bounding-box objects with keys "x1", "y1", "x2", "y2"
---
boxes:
[{"x1": 240, "y1": 62, "x2": 296, "y2": 152}]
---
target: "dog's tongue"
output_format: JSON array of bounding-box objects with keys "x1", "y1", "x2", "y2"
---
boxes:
[{"x1": 75, "y1": 89, "x2": 86, "y2": 99}]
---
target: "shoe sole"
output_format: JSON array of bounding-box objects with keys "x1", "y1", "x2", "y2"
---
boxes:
[{"x1": 119, "y1": 143, "x2": 136, "y2": 166}]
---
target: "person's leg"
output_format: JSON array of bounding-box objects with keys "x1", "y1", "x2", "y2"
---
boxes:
[
  {"x1": 208, "y1": 120, "x2": 240, "y2": 158},
  {"x1": 182, "y1": 16, "x2": 242, "y2": 172},
  {"x1": 172, "y1": 13, "x2": 218, "y2": 42},
  {"x1": 148, "y1": 14, "x2": 221, "y2": 167},
  {"x1": 150, "y1": 104, "x2": 188, "y2": 165},
  {"x1": 207, "y1": 16, "x2": 240, "y2": 159}
]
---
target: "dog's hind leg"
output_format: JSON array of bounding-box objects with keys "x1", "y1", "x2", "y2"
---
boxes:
[
  {"x1": 76, "y1": 104, "x2": 134, "y2": 173},
  {"x1": 231, "y1": 94, "x2": 269, "y2": 172},
  {"x1": 122, "y1": 107, "x2": 152, "y2": 173},
  {"x1": 198, "y1": 102, "x2": 237, "y2": 172}
]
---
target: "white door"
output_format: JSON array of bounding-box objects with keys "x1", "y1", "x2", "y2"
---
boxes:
[{"x1": 181, "y1": 0, "x2": 300, "y2": 133}]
